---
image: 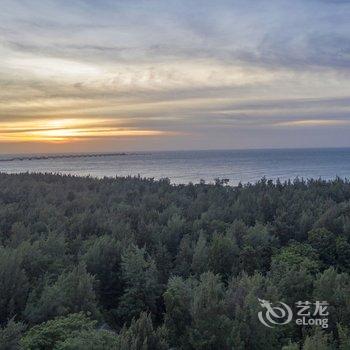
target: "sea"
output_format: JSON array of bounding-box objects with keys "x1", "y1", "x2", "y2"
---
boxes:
[{"x1": 1, "y1": 148, "x2": 350, "y2": 186}]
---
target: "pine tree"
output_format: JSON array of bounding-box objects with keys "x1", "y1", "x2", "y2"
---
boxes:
[
  {"x1": 163, "y1": 276, "x2": 194, "y2": 347},
  {"x1": 117, "y1": 246, "x2": 160, "y2": 324},
  {"x1": 189, "y1": 272, "x2": 232, "y2": 349},
  {"x1": 117, "y1": 312, "x2": 168, "y2": 350},
  {"x1": 0, "y1": 318, "x2": 26, "y2": 350},
  {"x1": 0, "y1": 248, "x2": 29, "y2": 324},
  {"x1": 24, "y1": 263, "x2": 99, "y2": 323}
]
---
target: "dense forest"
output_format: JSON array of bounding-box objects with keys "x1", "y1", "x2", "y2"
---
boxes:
[{"x1": 0, "y1": 173, "x2": 350, "y2": 349}]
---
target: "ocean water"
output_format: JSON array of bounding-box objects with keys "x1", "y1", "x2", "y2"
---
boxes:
[{"x1": 1, "y1": 148, "x2": 350, "y2": 185}]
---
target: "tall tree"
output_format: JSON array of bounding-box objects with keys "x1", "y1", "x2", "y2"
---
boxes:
[
  {"x1": 189, "y1": 272, "x2": 232, "y2": 349},
  {"x1": 24, "y1": 264, "x2": 99, "y2": 323},
  {"x1": 117, "y1": 312, "x2": 168, "y2": 350},
  {"x1": 117, "y1": 246, "x2": 160, "y2": 324},
  {"x1": 163, "y1": 276, "x2": 194, "y2": 348},
  {"x1": 0, "y1": 318, "x2": 26, "y2": 350},
  {"x1": 0, "y1": 248, "x2": 29, "y2": 325}
]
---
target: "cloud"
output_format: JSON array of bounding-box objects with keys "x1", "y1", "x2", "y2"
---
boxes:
[
  {"x1": 274, "y1": 119, "x2": 350, "y2": 127},
  {"x1": 0, "y1": 0, "x2": 350, "y2": 152},
  {"x1": 0, "y1": 117, "x2": 174, "y2": 143}
]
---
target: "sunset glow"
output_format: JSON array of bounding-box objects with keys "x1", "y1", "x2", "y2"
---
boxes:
[
  {"x1": 1, "y1": 0, "x2": 350, "y2": 153},
  {"x1": 0, "y1": 119, "x2": 168, "y2": 143}
]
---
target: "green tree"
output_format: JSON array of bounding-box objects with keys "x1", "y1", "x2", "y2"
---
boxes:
[
  {"x1": 117, "y1": 312, "x2": 168, "y2": 350},
  {"x1": 0, "y1": 248, "x2": 29, "y2": 324},
  {"x1": 308, "y1": 228, "x2": 337, "y2": 267},
  {"x1": 282, "y1": 342, "x2": 299, "y2": 350},
  {"x1": 82, "y1": 236, "x2": 123, "y2": 313},
  {"x1": 302, "y1": 329, "x2": 333, "y2": 350},
  {"x1": 269, "y1": 243, "x2": 318, "y2": 305},
  {"x1": 313, "y1": 268, "x2": 350, "y2": 330},
  {"x1": 226, "y1": 273, "x2": 280, "y2": 350},
  {"x1": 239, "y1": 223, "x2": 275, "y2": 274},
  {"x1": 163, "y1": 214, "x2": 186, "y2": 256},
  {"x1": 20, "y1": 313, "x2": 97, "y2": 350},
  {"x1": 17, "y1": 233, "x2": 68, "y2": 283},
  {"x1": 335, "y1": 236, "x2": 350, "y2": 271},
  {"x1": 117, "y1": 246, "x2": 160, "y2": 324},
  {"x1": 338, "y1": 324, "x2": 350, "y2": 350},
  {"x1": 0, "y1": 317, "x2": 26, "y2": 350},
  {"x1": 9, "y1": 222, "x2": 29, "y2": 248},
  {"x1": 173, "y1": 235, "x2": 194, "y2": 277},
  {"x1": 24, "y1": 264, "x2": 99, "y2": 323},
  {"x1": 189, "y1": 272, "x2": 232, "y2": 349},
  {"x1": 191, "y1": 232, "x2": 209, "y2": 276},
  {"x1": 163, "y1": 276, "x2": 194, "y2": 348},
  {"x1": 55, "y1": 329, "x2": 119, "y2": 350},
  {"x1": 208, "y1": 233, "x2": 239, "y2": 279}
]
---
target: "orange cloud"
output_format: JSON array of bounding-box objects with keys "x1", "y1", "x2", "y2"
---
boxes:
[{"x1": 0, "y1": 118, "x2": 169, "y2": 143}]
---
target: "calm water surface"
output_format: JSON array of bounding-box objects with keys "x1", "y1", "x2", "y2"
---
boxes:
[{"x1": 1, "y1": 148, "x2": 350, "y2": 185}]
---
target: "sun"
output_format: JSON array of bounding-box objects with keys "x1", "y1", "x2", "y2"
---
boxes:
[{"x1": 0, "y1": 118, "x2": 168, "y2": 143}]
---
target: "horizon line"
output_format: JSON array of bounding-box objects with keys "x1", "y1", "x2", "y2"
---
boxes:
[{"x1": 1, "y1": 145, "x2": 350, "y2": 158}]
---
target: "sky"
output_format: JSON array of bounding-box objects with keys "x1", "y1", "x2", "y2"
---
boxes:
[{"x1": 1, "y1": 0, "x2": 350, "y2": 154}]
